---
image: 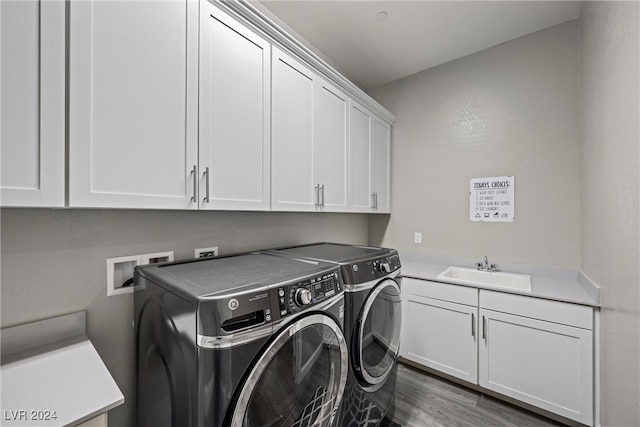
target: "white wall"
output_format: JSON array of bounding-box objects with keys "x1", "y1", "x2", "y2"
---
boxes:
[
  {"x1": 368, "y1": 21, "x2": 581, "y2": 269},
  {"x1": 0, "y1": 208, "x2": 368, "y2": 426},
  {"x1": 580, "y1": 2, "x2": 640, "y2": 426}
]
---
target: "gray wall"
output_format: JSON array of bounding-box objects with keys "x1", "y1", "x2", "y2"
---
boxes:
[
  {"x1": 580, "y1": 2, "x2": 640, "y2": 426},
  {"x1": 0, "y1": 208, "x2": 368, "y2": 426},
  {"x1": 368, "y1": 20, "x2": 581, "y2": 269},
  {"x1": 368, "y1": 4, "x2": 640, "y2": 425}
]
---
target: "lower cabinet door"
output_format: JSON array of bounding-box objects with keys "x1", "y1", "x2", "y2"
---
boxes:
[
  {"x1": 478, "y1": 309, "x2": 593, "y2": 425},
  {"x1": 402, "y1": 294, "x2": 478, "y2": 384}
]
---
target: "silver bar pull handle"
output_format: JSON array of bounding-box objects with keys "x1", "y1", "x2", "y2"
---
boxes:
[
  {"x1": 314, "y1": 185, "x2": 320, "y2": 207},
  {"x1": 375, "y1": 192, "x2": 378, "y2": 209},
  {"x1": 471, "y1": 313, "x2": 476, "y2": 337},
  {"x1": 482, "y1": 315, "x2": 487, "y2": 341},
  {"x1": 203, "y1": 167, "x2": 210, "y2": 203},
  {"x1": 371, "y1": 192, "x2": 376, "y2": 209},
  {"x1": 320, "y1": 185, "x2": 325, "y2": 207},
  {"x1": 191, "y1": 165, "x2": 197, "y2": 203}
]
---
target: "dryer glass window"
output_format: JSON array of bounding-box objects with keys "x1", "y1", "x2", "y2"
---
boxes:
[
  {"x1": 358, "y1": 279, "x2": 401, "y2": 384},
  {"x1": 232, "y1": 314, "x2": 347, "y2": 427}
]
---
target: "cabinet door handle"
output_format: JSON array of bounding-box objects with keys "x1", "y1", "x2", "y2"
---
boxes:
[
  {"x1": 471, "y1": 313, "x2": 476, "y2": 337},
  {"x1": 191, "y1": 165, "x2": 197, "y2": 203},
  {"x1": 314, "y1": 185, "x2": 320, "y2": 207},
  {"x1": 203, "y1": 167, "x2": 210, "y2": 203},
  {"x1": 320, "y1": 185, "x2": 325, "y2": 207},
  {"x1": 482, "y1": 315, "x2": 487, "y2": 341},
  {"x1": 375, "y1": 192, "x2": 378, "y2": 209},
  {"x1": 371, "y1": 192, "x2": 376, "y2": 209}
]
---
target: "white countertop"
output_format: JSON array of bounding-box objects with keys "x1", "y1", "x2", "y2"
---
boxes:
[
  {"x1": 400, "y1": 252, "x2": 600, "y2": 307},
  {"x1": 1, "y1": 313, "x2": 124, "y2": 427}
]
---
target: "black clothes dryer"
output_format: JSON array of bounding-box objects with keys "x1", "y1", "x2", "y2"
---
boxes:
[
  {"x1": 267, "y1": 243, "x2": 402, "y2": 427},
  {"x1": 134, "y1": 252, "x2": 348, "y2": 427}
]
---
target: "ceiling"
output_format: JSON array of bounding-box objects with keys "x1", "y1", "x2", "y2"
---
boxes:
[{"x1": 257, "y1": 1, "x2": 584, "y2": 90}]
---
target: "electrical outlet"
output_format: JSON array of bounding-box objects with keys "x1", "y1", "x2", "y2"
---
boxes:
[
  {"x1": 141, "y1": 251, "x2": 174, "y2": 265},
  {"x1": 414, "y1": 232, "x2": 422, "y2": 244},
  {"x1": 195, "y1": 246, "x2": 219, "y2": 258}
]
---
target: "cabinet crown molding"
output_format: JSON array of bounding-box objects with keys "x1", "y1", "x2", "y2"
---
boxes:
[{"x1": 213, "y1": 0, "x2": 396, "y2": 125}]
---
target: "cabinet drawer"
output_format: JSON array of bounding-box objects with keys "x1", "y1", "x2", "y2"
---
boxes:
[
  {"x1": 480, "y1": 290, "x2": 592, "y2": 330},
  {"x1": 403, "y1": 278, "x2": 477, "y2": 306}
]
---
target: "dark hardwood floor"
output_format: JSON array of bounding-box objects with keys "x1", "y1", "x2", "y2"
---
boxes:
[{"x1": 387, "y1": 363, "x2": 566, "y2": 427}]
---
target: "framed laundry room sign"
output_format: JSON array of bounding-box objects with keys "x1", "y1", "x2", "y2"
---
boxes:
[{"x1": 470, "y1": 176, "x2": 514, "y2": 222}]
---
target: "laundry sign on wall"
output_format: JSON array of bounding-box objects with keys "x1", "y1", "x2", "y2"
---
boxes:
[{"x1": 470, "y1": 176, "x2": 515, "y2": 222}]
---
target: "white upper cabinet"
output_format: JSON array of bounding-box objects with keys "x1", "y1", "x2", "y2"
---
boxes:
[
  {"x1": 372, "y1": 118, "x2": 391, "y2": 213},
  {"x1": 68, "y1": 0, "x2": 199, "y2": 209},
  {"x1": 315, "y1": 80, "x2": 349, "y2": 212},
  {"x1": 349, "y1": 102, "x2": 373, "y2": 212},
  {"x1": 199, "y1": 2, "x2": 271, "y2": 211},
  {"x1": 271, "y1": 48, "x2": 351, "y2": 212},
  {"x1": 4, "y1": 0, "x2": 393, "y2": 212},
  {"x1": 348, "y1": 102, "x2": 391, "y2": 213},
  {"x1": 271, "y1": 48, "x2": 318, "y2": 211},
  {"x1": 1, "y1": 0, "x2": 65, "y2": 207}
]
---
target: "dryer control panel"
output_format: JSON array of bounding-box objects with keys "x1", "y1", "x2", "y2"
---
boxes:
[
  {"x1": 277, "y1": 270, "x2": 342, "y2": 317},
  {"x1": 341, "y1": 250, "x2": 401, "y2": 284}
]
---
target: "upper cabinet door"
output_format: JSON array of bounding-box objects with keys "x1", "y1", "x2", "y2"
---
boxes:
[
  {"x1": 271, "y1": 48, "x2": 318, "y2": 211},
  {"x1": 348, "y1": 102, "x2": 391, "y2": 213},
  {"x1": 349, "y1": 102, "x2": 373, "y2": 212},
  {"x1": 199, "y1": 3, "x2": 270, "y2": 211},
  {"x1": 372, "y1": 118, "x2": 391, "y2": 213},
  {"x1": 1, "y1": 0, "x2": 65, "y2": 207},
  {"x1": 68, "y1": 0, "x2": 198, "y2": 209},
  {"x1": 315, "y1": 81, "x2": 348, "y2": 211}
]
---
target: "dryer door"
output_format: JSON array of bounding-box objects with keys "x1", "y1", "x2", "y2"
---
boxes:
[
  {"x1": 354, "y1": 278, "x2": 402, "y2": 386},
  {"x1": 230, "y1": 313, "x2": 348, "y2": 427}
]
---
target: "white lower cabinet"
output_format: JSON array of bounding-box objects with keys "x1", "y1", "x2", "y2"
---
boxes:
[
  {"x1": 402, "y1": 279, "x2": 478, "y2": 384},
  {"x1": 401, "y1": 278, "x2": 594, "y2": 426}
]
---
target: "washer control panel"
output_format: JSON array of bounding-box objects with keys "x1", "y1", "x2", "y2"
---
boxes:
[{"x1": 277, "y1": 270, "x2": 342, "y2": 317}]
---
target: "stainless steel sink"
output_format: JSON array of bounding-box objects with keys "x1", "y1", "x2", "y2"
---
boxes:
[{"x1": 436, "y1": 266, "x2": 532, "y2": 292}]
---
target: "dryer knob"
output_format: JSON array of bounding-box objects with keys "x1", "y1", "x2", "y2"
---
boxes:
[
  {"x1": 378, "y1": 262, "x2": 391, "y2": 273},
  {"x1": 294, "y1": 288, "x2": 312, "y2": 306}
]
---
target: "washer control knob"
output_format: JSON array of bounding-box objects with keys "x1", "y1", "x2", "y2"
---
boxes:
[{"x1": 294, "y1": 288, "x2": 312, "y2": 306}]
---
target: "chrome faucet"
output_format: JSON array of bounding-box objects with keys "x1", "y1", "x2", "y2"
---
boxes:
[{"x1": 477, "y1": 256, "x2": 499, "y2": 272}]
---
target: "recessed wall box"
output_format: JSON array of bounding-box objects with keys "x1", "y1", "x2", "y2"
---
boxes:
[
  {"x1": 107, "y1": 251, "x2": 174, "y2": 296},
  {"x1": 141, "y1": 251, "x2": 174, "y2": 265},
  {"x1": 107, "y1": 255, "x2": 141, "y2": 296},
  {"x1": 195, "y1": 246, "x2": 219, "y2": 258}
]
